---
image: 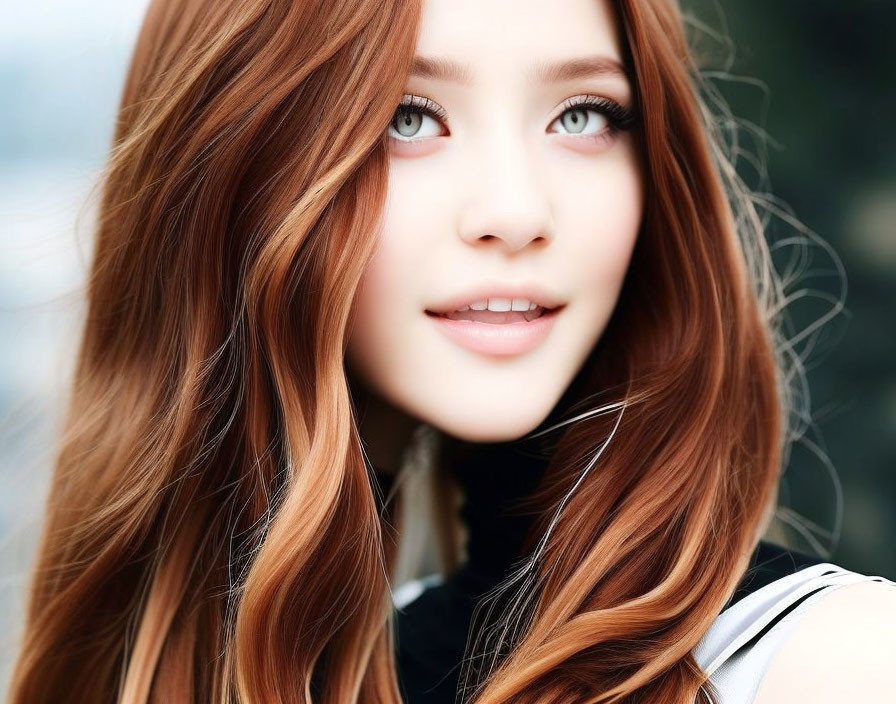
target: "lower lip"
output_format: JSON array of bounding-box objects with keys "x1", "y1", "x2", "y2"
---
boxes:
[{"x1": 425, "y1": 306, "x2": 564, "y2": 357}]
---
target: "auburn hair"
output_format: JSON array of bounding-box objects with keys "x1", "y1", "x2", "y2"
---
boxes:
[{"x1": 7, "y1": 0, "x2": 798, "y2": 702}]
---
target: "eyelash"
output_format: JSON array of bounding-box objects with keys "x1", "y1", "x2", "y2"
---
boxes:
[
  {"x1": 558, "y1": 94, "x2": 637, "y2": 133},
  {"x1": 390, "y1": 93, "x2": 638, "y2": 142}
]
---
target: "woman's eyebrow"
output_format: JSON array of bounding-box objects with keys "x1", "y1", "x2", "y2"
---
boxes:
[{"x1": 409, "y1": 54, "x2": 629, "y2": 86}]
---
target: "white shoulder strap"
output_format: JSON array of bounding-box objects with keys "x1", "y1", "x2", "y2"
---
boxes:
[{"x1": 693, "y1": 563, "x2": 896, "y2": 704}]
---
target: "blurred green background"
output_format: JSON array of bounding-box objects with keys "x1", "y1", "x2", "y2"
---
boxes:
[{"x1": 683, "y1": 0, "x2": 895, "y2": 577}]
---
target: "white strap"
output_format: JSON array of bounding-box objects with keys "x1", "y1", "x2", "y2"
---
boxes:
[{"x1": 695, "y1": 562, "x2": 847, "y2": 673}]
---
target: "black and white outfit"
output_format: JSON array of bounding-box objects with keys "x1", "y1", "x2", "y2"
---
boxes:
[{"x1": 376, "y1": 441, "x2": 896, "y2": 704}]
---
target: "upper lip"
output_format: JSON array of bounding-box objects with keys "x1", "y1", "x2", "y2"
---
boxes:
[{"x1": 425, "y1": 281, "x2": 567, "y2": 315}]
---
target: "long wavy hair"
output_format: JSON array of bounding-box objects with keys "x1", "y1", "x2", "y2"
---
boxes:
[{"x1": 6, "y1": 0, "x2": 802, "y2": 702}]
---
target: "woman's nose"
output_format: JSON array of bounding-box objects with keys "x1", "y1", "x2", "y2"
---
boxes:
[{"x1": 456, "y1": 135, "x2": 555, "y2": 253}]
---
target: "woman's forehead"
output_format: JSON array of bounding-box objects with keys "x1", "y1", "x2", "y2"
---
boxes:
[{"x1": 414, "y1": 0, "x2": 626, "y2": 75}]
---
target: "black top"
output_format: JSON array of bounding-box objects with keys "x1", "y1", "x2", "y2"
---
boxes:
[{"x1": 375, "y1": 440, "x2": 825, "y2": 704}]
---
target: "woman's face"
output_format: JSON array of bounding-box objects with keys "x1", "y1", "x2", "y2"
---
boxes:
[{"x1": 346, "y1": 0, "x2": 644, "y2": 443}]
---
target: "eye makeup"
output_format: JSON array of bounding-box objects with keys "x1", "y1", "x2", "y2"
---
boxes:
[
  {"x1": 396, "y1": 94, "x2": 449, "y2": 123},
  {"x1": 557, "y1": 94, "x2": 637, "y2": 132}
]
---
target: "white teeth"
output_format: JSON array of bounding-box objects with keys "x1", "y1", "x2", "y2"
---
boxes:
[{"x1": 454, "y1": 297, "x2": 542, "y2": 313}]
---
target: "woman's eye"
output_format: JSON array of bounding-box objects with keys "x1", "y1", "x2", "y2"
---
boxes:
[
  {"x1": 550, "y1": 107, "x2": 610, "y2": 136},
  {"x1": 389, "y1": 110, "x2": 439, "y2": 139},
  {"x1": 388, "y1": 96, "x2": 447, "y2": 142},
  {"x1": 549, "y1": 97, "x2": 634, "y2": 140}
]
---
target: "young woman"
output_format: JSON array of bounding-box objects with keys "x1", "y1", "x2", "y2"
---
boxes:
[{"x1": 7, "y1": 0, "x2": 895, "y2": 703}]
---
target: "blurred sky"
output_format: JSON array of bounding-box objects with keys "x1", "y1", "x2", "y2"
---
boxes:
[{"x1": 0, "y1": 0, "x2": 151, "y2": 692}]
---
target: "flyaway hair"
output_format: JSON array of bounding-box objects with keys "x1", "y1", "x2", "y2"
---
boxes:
[{"x1": 6, "y1": 1, "x2": 811, "y2": 703}]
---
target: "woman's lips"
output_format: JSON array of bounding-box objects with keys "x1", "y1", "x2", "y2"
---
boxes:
[{"x1": 424, "y1": 305, "x2": 565, "y2": 357}]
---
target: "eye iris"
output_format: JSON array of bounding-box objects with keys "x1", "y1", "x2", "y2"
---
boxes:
[
  {"x1": 561, "y1": 108, "x2": 588, "y2": 134},
  {"x1": 395, "y1": 110, "x2": 421, "y2": 137}
]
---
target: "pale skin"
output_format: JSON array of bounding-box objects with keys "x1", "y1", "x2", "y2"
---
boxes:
[
  {"x1": 345, "y1": 0, "x2": 644, "y2": 465},
  {"x1": 343, "y1": 0, "x2": 896, "y2": 696}
]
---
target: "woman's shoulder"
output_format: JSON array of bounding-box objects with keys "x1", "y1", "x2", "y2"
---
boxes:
[
  {"x1": 751, "y1": 577, "x2": 896, "y2": 702},
  {"x1": 696, "y1": 542, "x2": 896, "y2": 704}
]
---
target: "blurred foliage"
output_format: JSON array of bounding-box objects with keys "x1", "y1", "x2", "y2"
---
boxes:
[{"x1": 683, "y1": 0, "x2": 895, "y2": 577}]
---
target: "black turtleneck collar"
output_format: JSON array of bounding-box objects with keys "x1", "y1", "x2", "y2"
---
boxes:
[
  {"x1": 444, "y1": 437, "x2": 550, "y2": 594},
  {"x1": 373, "y1": 436, "x2": 551, "y2": 598},
  {"x1": 374, "y1": 436, "x2": 551, "y2": 703}
]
